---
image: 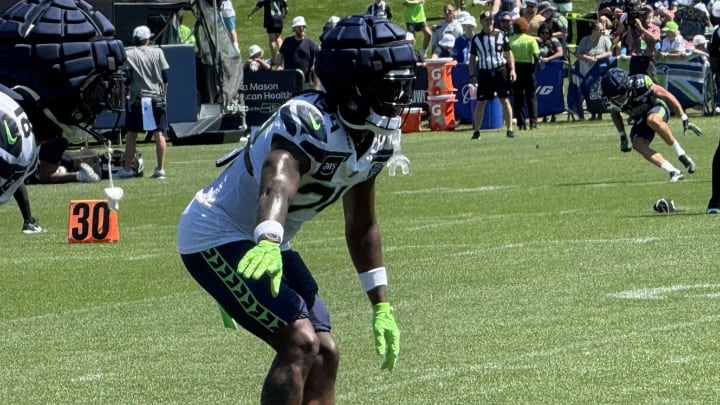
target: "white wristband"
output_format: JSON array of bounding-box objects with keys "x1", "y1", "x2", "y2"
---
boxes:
[
  {"x1": 253, "y1": 220, "x2": 284, "y2": 243},
  {"x1": 681, "y1": 113, "x2": 688, "y2": 121},
  {"x1": 358, "y1": 267, "x2": 387, "y2": 292}
]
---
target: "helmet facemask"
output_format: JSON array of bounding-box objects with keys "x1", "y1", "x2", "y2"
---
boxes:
[{"x1": 339, "y1": 67, "x2": 415, "y2": 135}]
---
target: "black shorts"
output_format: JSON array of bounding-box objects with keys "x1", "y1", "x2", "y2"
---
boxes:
[
  {"x1": 265, "y1": 15, "x2": 283, "y2": 34},
  {"x1": 124, "y1": 98, "x2": 168, "y2": 133},
  {"x1": 405, "y1": 22, "x2": 427, "y2": 33},
  {"x1": 476, "y1": 66, "x2": 511, "y2": 100},
  {"x1": 180, "y1": 240, "x2": 332, "y2": 340},
  {"x1": 630, "y1": 103, "x2": 669, "y2": 142}
]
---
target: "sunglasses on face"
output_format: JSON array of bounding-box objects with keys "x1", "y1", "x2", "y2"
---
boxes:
[
  {"x1": 501, "y1": 19, "x2": 511, "y2": 23},
  {"x1": 540, "y1": 30, "x2": 550, "y2": 34}
]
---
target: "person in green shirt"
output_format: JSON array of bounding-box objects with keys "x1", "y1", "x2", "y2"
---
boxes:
[
  {"x1": 403, "y1": 0, "x2": 433, "y2": 55},
  {"x1": 509, "y1": 17, "x2": 539, "y2": 130}
]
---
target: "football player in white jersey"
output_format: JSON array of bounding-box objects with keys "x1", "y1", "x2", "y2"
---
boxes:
[
  {"x1": 0, "y1": 85, "x2": 41, "y2": 233},
  {"x1": 178, "y1": 14, "x2": 416, "y2": 403}
]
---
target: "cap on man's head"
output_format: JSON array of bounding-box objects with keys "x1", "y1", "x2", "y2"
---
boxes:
[
  {"x1": 693, "y1": 34, "x2": 708, "y2": 46},
  {"x1": 480, "y1": 10, "x2": 493, "y2": 21},
  {"x1": 538, "y1": 1, "x2": 557, "y2": 13},
  {"x1": 292, "y1": 16, "x2": 307, "y2": 28},
  {"x1": 327, "y1": 15, "x2": 341, "y2": 25},
  {"x1": 525, "y1": 0, "x2": 538, "y2": 6},
  {"x1": 133, "y1": 25, "x2": 153, "y2": 41},
  {"x1": 248, "y1": 44, "x2": 263, "y2": 57}
]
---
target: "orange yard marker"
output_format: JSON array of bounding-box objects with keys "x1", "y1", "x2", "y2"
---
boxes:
[{"x1": 68, "y1": 200, "x2": 119, "y2": 243}]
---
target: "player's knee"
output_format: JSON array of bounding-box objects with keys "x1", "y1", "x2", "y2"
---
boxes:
[
  {"x1": 287, "y1": 325, "x2": 321, "y2": 361},
  {"x1": 318, "y1": 335, "x2": 339, "y2": 368}
]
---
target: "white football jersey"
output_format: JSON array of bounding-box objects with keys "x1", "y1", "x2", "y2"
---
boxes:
[
  {"x1": 178, "y1": 92, "x2": 395, "y2": 254},
  {"x1": 0, "y1": 91, "x2": 38, "y2": 204}
]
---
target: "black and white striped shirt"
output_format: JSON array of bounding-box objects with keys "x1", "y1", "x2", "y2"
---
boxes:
[{"x1": 469, "y1": 29, "x2": 510, "y2": 70}]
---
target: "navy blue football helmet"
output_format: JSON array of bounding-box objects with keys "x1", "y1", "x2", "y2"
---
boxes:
[
  {"x1": 316, "y1": 15, "x2": 416, "y2": 134},
  {"x1": 601, "y1": 68, "x2": 630, "y2": 99},
  {"x1": 0, "y1": 0, "x2": 125, "y2": 141}
]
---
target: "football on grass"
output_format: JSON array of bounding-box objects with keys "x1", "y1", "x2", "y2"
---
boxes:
[{"x1": 653, "y1": 198, "x2": 677, "y2": 213}]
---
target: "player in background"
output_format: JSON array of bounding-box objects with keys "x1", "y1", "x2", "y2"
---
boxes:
[{"x1": 600, "y1": 68, "x2": 702, "y2": 182}]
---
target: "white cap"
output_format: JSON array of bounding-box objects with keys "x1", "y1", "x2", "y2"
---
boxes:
[
  {"x1": 132, "y1": 25, "x2": 153, "y2": 41},
  {"x1": 693, "y1": 34, "x2": 708, "y2": 46},
  {"x1": 405, "y1": 32, "x2": 415, "y2": 42},
  {"x1": 327, "y1": 15, "x2": 341, "y2": 25},
  {"x1": 248, "y1": 44, "x2": 263, "y2": 57},
  {"x1": 292, "y1": 16, "x2": 307, "y2": 28},
  {"x1": 439, "y1": 33, "x2": 456, "y2": 48},
  {"x1": 458, "y1": 14, "x2": 477, "y2": 28}
]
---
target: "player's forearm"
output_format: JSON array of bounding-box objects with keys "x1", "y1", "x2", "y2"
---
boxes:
[{"x1": 256, "y1": 151, "x2": 300, "y2": 225}]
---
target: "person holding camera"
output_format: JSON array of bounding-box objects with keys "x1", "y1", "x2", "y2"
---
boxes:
[{"x1": 621, "y1": 5, "x2": 660, "y2": 81}]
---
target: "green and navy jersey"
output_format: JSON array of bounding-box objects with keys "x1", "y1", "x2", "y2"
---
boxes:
[
  {"x1": 606, "y1": 74, "x2": 658, "y2": 121},
  {"x1": 178, "y1": 92, "x2": 395, "y2": 254}
]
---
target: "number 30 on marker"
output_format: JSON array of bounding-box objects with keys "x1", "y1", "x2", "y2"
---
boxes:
[{"x1": 67, "y1": 200, "x2": 120, "y2": 243}]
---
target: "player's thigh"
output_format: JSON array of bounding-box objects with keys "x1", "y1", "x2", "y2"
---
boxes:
[{"x1": 181, "y1": 241, "x2": 311, "y2": 340}]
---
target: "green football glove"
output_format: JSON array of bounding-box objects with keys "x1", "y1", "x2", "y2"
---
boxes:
[
  {"x1": 372, "y1": 302, "x2": 400, "y2": 371},
  {"x1": 238, "y1": 240, "x2": 282, "y2": 297},
  {"x1": 682, "y1": 118, "x2": 703, "y2": 136}
]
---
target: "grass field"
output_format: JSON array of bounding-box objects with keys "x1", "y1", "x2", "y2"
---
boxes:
[{"x1": 1, "y1": 114, "x2": 719, "y2": 403}]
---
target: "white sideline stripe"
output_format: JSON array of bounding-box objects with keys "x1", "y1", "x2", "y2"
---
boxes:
[
  {"x1": 337, "y1": 314, "x2": 720, "y2": 400},
  {"x1": 393, "y1": 186, "x2": 506, "y2": 195},
  {"x1": 608, "y1": 284, "x2": 720, "y2": 299}
]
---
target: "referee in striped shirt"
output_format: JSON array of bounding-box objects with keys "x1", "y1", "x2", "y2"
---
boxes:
[{"x1": 468, "y1": 10, "x2": 516, "y2": 140}]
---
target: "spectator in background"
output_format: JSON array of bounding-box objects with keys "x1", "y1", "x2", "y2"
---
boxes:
[
  {"x1": 406, "y1": 32, "x2": 426, "y2": 64},
  {"x1": 220, "y1": 0, "x2": 239, "y2": 52},
  {"x1": 658, "y1": 21, "x2": 685, "y2": 56},
  {"x1": 509, "y1": 17, "x2": 539, "y2": 130},
  {"x1": 492, "y1": 0, "x2": 520, "y2": 20},
  {"x1": 522, "y1": 0, "x2": 545, "y2": 36},
  {"x1": 118, "y1": 25, "x2": 170, "y2": 180},
  {"x1": 711, "y1": 1, "x2": 720, "y2": 26},
  {"x1": 575, "y1": 21, "x2": 612, "y2": 120},
  {"x1": 430, "y1": 4, "x2": 462, "y2": 59},
  {"x1": 248, "y1": 0, "x2": 288, "y2": 63},
  {"x1": 453, "y1": 14, "x2": 477, "y2": 63},
  {"x1": 468, "y1": 10, "x2": 516, "y2": 140},
  {"x1": 622, "y1": 5, "x2": 659, "y2": 81},
  {"x1": 537, "y1": 21, "x2": 564, "y2": 122},
  {"x1": 537, "y1": 1, "x2": 567, "y2": 56},
  {"x1": 177, "y1": 12, "x2": 196, "y2": 45},
  {"x1": 690, "y1": 34, "x2": 709, "y2": 57},
  {"x1": 403, "y1": 0, "x2": 433, "y2": 55},
  {"x1": 497, "y1": 11, "x2": 514, "y2": 34},
  {"x1": 245, "y1": 44, "x2": 272, "y2": 71},
  {"x1": 367, "y1": 0, "x2": 393, "y2": 19},
  {"x1": 276, "y1": 16, "x2": 319, "y2": 89}
]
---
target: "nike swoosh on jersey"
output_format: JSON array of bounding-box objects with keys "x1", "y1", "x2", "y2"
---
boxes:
[{"x1": 4, "y1": 120, "x2": 17, "y2": 145}]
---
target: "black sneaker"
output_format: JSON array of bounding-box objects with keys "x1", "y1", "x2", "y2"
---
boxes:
[
  {"x1": 470, "y1": 130, "x2": 480, "y2": 140},
  {"x1": 22, "y1": 217, "x2": 44, "y2": 234},
  {"x1": 678, "y1": 155, "x2": 696, "y2": 174},
  {"x1": 620, "y1": 136, "x2": 632, "y2": 152},
  {"x1": 506, "y1": 130, "x2": 515, "y2": 139}
]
